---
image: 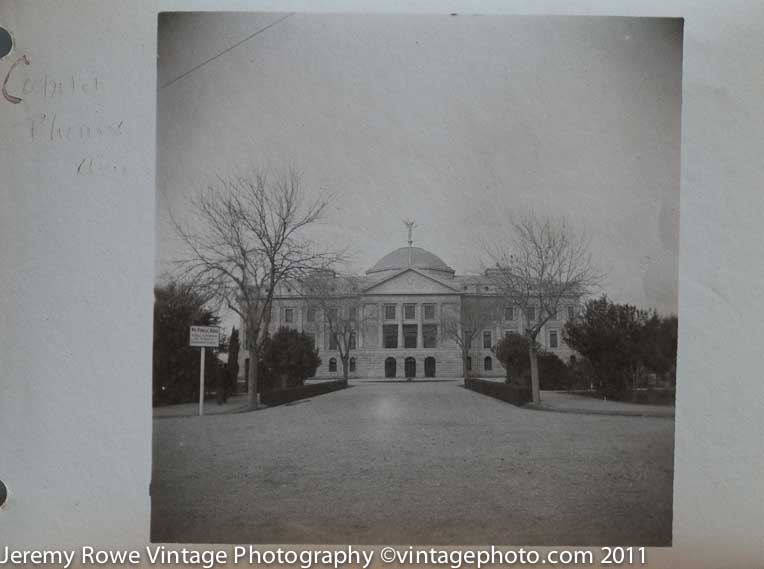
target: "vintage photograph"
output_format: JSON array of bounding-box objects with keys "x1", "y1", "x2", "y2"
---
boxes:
[{"x1": 152, "y1": 13, "x2": 682, "y2": 545}]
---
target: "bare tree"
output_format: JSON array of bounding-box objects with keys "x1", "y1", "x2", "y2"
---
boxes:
[
  {"x1": 440, "y1": 298, "x2": 499, "y2": 381},
  {"x1": 173, "y1": 167, "x2": 343, "y2": 409},
  {"x1": 298, "y1": 273, "x2": 377, "y2": 381},
  {"x1": 484, "y1": 212, "x2": 601, "y2": 404}
]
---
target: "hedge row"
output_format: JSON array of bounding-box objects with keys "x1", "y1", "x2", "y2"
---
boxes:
[
  {"x1": 260, "y1": 379, "x2": 348, "y2": 406},
  {"x1": 568, "y1": 388, "x2": 676, "y2": 406},
  {"x1": 464, "y1": 378, "x2": 532, "y2": 407}
]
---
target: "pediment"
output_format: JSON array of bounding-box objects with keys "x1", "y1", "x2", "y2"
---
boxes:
[{"x1": 362, "y1": 268, "x2": 458, "y2": 295}]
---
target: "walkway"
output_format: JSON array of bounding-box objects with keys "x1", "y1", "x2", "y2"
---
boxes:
[
  {"x1": 536, "y1": 391, "x2": 675, "y2": 418},
  {"x1": 152, "y1": 380, "x2": 674, "y2": 545}
]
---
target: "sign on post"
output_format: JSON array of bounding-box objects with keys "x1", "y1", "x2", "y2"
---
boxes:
[
  {"x1": 190, "y1": 326, "x2": 221, "y2": 348},
  {"x1": 189, "y1": 326, "x2": 220, "y2": 416}
]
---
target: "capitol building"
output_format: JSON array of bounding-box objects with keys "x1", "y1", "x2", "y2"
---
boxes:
[{"x1": 240, "y1": 243, "x2": 579, "y2": 380}]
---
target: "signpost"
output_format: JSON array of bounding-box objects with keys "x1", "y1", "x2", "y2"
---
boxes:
[{"x1": 189, "y1": 326, "x2": 221, "y2": 416}]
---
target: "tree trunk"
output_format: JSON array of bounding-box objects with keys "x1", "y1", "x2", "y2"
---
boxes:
[
  {"x1": 342, "y1": 357, "x2": 349, "y2": 382},
  {"x1": 462, "y1": 351, "x2": 469, "y2": 383},
  {"x1": 248, "y1": 347, "x2": 259, "y2": 409},
  {"x1": 529, "y1": 343, "x2": 541, "y2": 404}
]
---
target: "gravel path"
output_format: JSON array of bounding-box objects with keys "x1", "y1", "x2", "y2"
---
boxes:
[{"x1": 152, "y1": 380, "x2": 674, "y2": 545}]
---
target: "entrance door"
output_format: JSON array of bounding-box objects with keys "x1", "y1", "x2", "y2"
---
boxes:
[
  {"x1": 404, "y1": 357, "x2": 416, "y2": 378},
  {"x1": 424, "y1": 357, "x2": 436, "y2": 378},
  {"x1": 385, "y1": 357, "x2": 396, "y2": 378}
]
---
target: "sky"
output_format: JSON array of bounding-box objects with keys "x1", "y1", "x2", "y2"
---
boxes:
[{"x1": 156, "y1": 13, "x2": 682, "y2": 331}]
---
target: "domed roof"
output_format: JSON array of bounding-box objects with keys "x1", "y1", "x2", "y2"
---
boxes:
[{"x1": 367, "y1": 246, "x2": 454, "y2": 276}]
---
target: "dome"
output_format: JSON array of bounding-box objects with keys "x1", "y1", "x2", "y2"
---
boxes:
[{"x1": 367, "y1": 246, "x2": 454, "y2": 277}]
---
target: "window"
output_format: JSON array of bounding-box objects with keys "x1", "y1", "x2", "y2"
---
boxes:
[
  {"x1": 307, "y1": 308, "x2": 316, "y2": 322},
  {"x1": 424, "y1": 304, "x2": 436, "y2": 320},
  {"x1": 526, "y1": 307, "x2": 536, "y2": 321},
  {"x1": 329, "y1": 334, "x2": 338, "y2": 351},
  {"x1": 549, "y1": 330, "x2": 559, "y2": 349},
  {"x1": 384, "y1": 304, "x2": 396, "y2": 321},
  {"x1": 349, "y1": 306, "x2": 357, "y2": 321},
  {"x1": 403, "y1": 324, "x2": 418, "y2": 348},
  {"x1": 483, "y1": 330, "x2": 492, "y2": 349},
  {"x1": 504, "y1": 306, "x2": 515, "y2": 321},
  {"x1": 329, "y1": 358, "x2": 337, "y2": 372},
  {"x1": 349, "y1": 333, "x2": 356, "y2": 350},
  {"x1": 404, "y1": 304, "x2": 416, "y2": 320},
  {"x1": 284, "y1": 308, "x2": 294, "y2": 323},
  {"x1": 383, "y1": 324, "x2": 398, "y2": 349},
  {"x1": 567, "y1": 305, "x2": 576, "y2": 320},
  {"x1": 549, "y1": 308, "x2": 559, "y2": 321},
  {"x1": 349, "y1": 357, "x2": 356, "y2": 372},
  {"x1": 328, "y1": 308, "x2": 338, "y2": 322},
  {"x1": 484, "y1": 356, "x2": 493, "y2": 371},
  {"x1": 422, "y1": 324, "x2": 437, "y2": 348},
  {"x1": 463, "y1": 330, "x2": 473, "y2": 349},
  {"x1": 504, "y1": 329, "x2": 515, "y2": 338}
]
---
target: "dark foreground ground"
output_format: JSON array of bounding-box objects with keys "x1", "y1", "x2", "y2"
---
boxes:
[{"x1": 152, "y1": 380, "x2": 674, "y2": 545}]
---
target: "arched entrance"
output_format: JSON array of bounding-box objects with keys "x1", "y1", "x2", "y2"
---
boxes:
[
  {"x1": 384, "y1": 357, "x2": 396, "y2": 378},
  {"x1": 404, "y1": 357, "x2": 416, "y2": 378},
  {"x1": 424, "y1": 357, "x2": 436, "y2": 378}
]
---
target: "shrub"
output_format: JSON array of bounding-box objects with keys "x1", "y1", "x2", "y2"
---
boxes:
[
  {"x1": 494, "y1": 333, "x2": 571, "y2": 389},
  {"x1": 260, "y1": 327, "x2": 321, "y2": 392},
  {"x1": 537, "y1": 352, "x2": 574, "y2": 390},
  {"x1": 152, "y1": 280, "x2": 221, "y2": 406},
  {"x1": 494, "y1": 333, "x2": 535, "y2": 385}
]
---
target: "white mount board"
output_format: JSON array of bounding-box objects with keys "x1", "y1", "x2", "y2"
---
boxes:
[{"x1": 1, "y1": 1, "x2": 762, "y2": 567}]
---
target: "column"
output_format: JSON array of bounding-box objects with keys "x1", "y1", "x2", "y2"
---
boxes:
[
  {"x1": 358, "y1": 305, "x2": 363, "y2": 349},
  {"x1": 397, "y1": 303, "x2": 403, "y2": 348},
  {"x1": 417, "y1": 302, "x2": 423, "y2": 348},
  {"x1": 298, "y1": 304, "x2": 304, "y2": 332},
  {"x1": 378, "y1": 303, "x2": 383, "y2": 348}
]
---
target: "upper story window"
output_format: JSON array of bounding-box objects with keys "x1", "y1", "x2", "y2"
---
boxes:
[
  {"x1": 549, "y1": 330, "x2": 559, "y2": 349},
  {"x1": 403, "y1": 324, "x2": 418, "y2": 348},
  {"x1": 526, "y1": 307, "x2": 536, "y2": 321},
  {"x1": 328, "y1": 308, "x2": 339, "y2": 322},
  {"x1": 404, "y1": 304, "x2": 416, "y2": 320},
  {"x1": 549, "y1": 308, "x2": 558, "y2": 321},
  {"x1": 307, "y1": 308, "x2": 316, "y2": 322},
  {"x1": 384, "y1": 304, "x2": 396, "y2": 321},
  {"x1": 504, "y1": 306, "x2": 515, "y2": 321},
  {"x1": 329, "y1": 334, "x2": 338, "y2": 351},
  {"x1": 349, "y1": 306, "x2": 358, "y2": 321},
  {"x1": 284, "y1": 308, "x2": 294, "y2": 323},
  {"x1": 483, "y1": 330, "x2": 492, "y2": 349},
  {"x1": 424, "y1": 303, "x2": 436, "y2": 320},
  {"x1": 423, "y1": 324, "x2": 437, "y2": 348},
  {"x1": 349, "y1": 333, "x2": 356, "y2": 350},
  {"x1": 383, "y1": 324, "x2": 398, "y2": 349},
  {"x1": 567, "y1": 305, "x2": 576, "y2": 320}
]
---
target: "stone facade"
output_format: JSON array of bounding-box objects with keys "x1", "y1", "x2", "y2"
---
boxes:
[{"x1": 239, "y1": 246, "x2": 579, "y2": 380}]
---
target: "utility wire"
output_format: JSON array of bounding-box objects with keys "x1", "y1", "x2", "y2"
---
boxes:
[{"x1": 159, "y1": 13, "x2": 294, "y2": 90}]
